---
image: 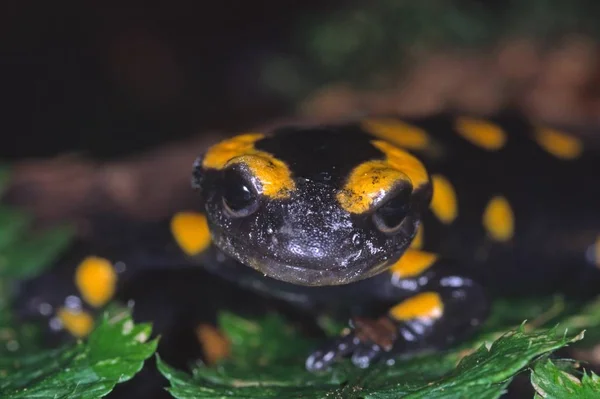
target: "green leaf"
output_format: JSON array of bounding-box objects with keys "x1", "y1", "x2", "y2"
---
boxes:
[
  {"x1": 0, "y1": 309, "x2": 158, "y2": 399},
  {"x1": 396, "y1": 328, "x2": 581, "y2": 399},
  {"x1": 531, "y1": 359, "x2": 600, "y2": 398},
  {"x1": 158, "y1": 311, "x2": 583, "y2": 399},
  {"x1": 0, "y1": 200, "x2": 76, "y2": 357},
  {"x1": 559, "y1": 296, "x2": 600, "y2": 342},
  {"x1": 0, "y1": 207, "x2": 33, "y2": 251},
  {"x1": 0, "y1": 224, "x2": 74, "y2": 279}
]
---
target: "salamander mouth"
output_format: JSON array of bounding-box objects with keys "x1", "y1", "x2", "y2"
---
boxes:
[
  {"x1": 247, "y1": 256, "x2": 393, "y2": 286},
  {"x1": 214, "y1": 231, "x2": 398, "y2": 286}
]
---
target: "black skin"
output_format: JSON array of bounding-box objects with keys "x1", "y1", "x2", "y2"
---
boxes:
[
  {"x1": 196, "y1": 115, "x2": 600, "y2": 370},
  {"x1": 16, "y1": 113, "x2": 600, "y2": 372},
  {"x1": 200, "y1": 127, "x2": 431, "y2": 286}
]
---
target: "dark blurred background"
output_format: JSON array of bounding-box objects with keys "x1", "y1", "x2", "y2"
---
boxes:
[
  {"x1": 2, "y1": 0, "x2": 337, "y2": 160},
  {"x1": 4, "y1": 0, "x2": 600, "y2": 158},
  {"x1": 2, "y1": 0, "x2": 600, "y2": 221}
]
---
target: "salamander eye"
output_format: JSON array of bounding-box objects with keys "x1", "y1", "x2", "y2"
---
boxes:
[
  {"x1": 372, "y1": 184, "x2": 412, "y2": 234},
  {"x1": 222, "y1": 167, "x2": 259, "y2": 217}
]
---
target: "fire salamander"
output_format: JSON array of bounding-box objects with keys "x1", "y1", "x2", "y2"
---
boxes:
[{"x1": 16, "y1": 113, "x2": 600, "y2": 371}]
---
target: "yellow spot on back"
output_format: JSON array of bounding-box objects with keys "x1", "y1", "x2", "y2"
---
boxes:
[
  {"x1": 171, "y1": 212, "x2": 212, "y2": 256},
  {"x1": 410, "y1": 224, "x2": 424, "y2": 249},
  {"x1": 534, "y1": 127, "x2": 583, "y2": 160},
  {"x1": 337, "y1": 141, "x2": 429, "y2": 214},
  {"x1": 195, "y1": 324, "x2": 231, "y2": 365},
  {"x1": 202, "y1": 133, "x2": 264, "y2": 169},
  {"x1": 362, "y1": 118, "x2": 430, "y2": 150},
  {"x1": 389, "y1": 292, "x2": 444, "y2": 321},
  {"x1": 430, "y1": 174, "x2": 458, "y2": 224},
  {"x1": 390, "y1": 249, "x2": 438, "y2": 278},
  {"x1": 202, "y1": 133, "x2": 295, "y2": 199},
  {"x1": 483, "y1": 196, "x2": 515, "y2": 242},
  {"x1": 75, "y1": 257, "x2": 117, "y2": 308},
  {"x1": 57, "y1": 308, "x2": 94, "y2": 338},
  {"x1": 455, "y1": 117, "x2": 507, "y2": 151}
]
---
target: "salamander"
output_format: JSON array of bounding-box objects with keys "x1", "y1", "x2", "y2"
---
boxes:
[{"x1": 15, "y1": 113, "x2": 600, "y2": 371}]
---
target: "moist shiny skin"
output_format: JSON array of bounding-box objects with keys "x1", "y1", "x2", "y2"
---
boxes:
[
  {"x1": 195, "y1": 114, "x2": 599, "y2": 370},
  {"x1": 17, "y1": 113, "x2": 600, "y2": 371}
]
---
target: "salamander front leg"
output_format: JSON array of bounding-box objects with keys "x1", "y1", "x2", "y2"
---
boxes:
[
  {"x1": 16, "y1": 211, "x2": 212, "y2": 340},
  {"x1": 306, "y1": 250, "x2": 489, "y2": 371}
]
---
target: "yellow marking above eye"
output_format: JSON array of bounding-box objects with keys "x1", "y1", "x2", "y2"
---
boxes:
[
  {"x1": 75, "y1": 257, "x2": 117, "y2": 308},
  {"x1": 202, "y1": 133, "x2": 265, "y2": 169},
  {"x1": 410, "y1": 224, "x2": 424, "y2": 249},
  {"x1": 57, "y1": 307, "x2": 94, "y2": 338},
  {"x1": 455, "y1": 117, "x2": 507, "y2": 151},
  {"x1": 373, "y1": 141, "x2": 429, "y2": 189},
  {"x1": 362, "y1": 118, "x2": 430, "y2": 150},
  {"x1": 202, "y1": 133, "x2": 295, "y2": 199},
  {"x1": 226, "y1": 154, "x2": 295, "y2": 199},
  {"x1": 171, "y1": 212, "x2": 212, "y2": 256},
  {"x1": 389, "y1": 292, "x2": 444, "y2": 321},
  {"x1": 534, "y1": 127, "x2": 583, "y2": 160},
  {"x1": 430, "y1": 174, "x2": 458, "y2": 224},
  {"x1": 483, "y1": 195, "x2": 514, "y2": 242},
  {"x1": 337, "y1": 140, "x2": 429, "y2": 214},
  {"x1": 337, "y1": 160, "x2": 411, "y2": 214},
  {"x1": 389, "y1": 249, "x2": 438, "y2": 279},
  {"x1": 195, "y1": 323, "x2": 231, "y2": 365}
]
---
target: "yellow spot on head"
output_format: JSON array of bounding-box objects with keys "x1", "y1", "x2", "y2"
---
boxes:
[
  {"x1": 483, "y1": 195, "x2": 514, "y2": 242},
  {"x1": 455, "y1": 117, "x2": 507, "y2": 151},
  {"x1": 337, "y1": 141, "x2": 429, "y2": 214},
  {"x1": 75, "y1": 257, "x2": 117, "y2": 308},
  {"x1": 430, "y1": 174, "x2": 458, "y2": 224},
  {"x1": 389, "y1": 292, "x2": 444, "y2": 321},
  {"x1": 227, "y1": 154, "x2": 295, "y2": 199},
  {"x1": 202, "y1": 133, "x2": 265, "y2": 169},
  {"x1": 390, "y1": 249, "x2": 438, "y2": 278},
  {"x1": 171, "y1": 212, "x2": 212, "y2": 256},
  {"x1": 410, "y1": 224, "x2": 424, "y2": 249},
  {"x1": 362, "y1": 118, "x2": 430, "y2": 150},
  {"x1": 534, "y1": 127, "x2": 583, "y2": 160},
  {"x1": 57, "y1": 308, "x2": 94, "y2": 338},
  {"x1": 202, "y1": 133, "x2": 296, "y2": 199},
  {"x1": 195, "y1": 323, "x2": 231, "y2": 365}
]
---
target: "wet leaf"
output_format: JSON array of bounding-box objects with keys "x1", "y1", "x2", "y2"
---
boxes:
[{"x1": 0, "y1": 309, "x2": 157, "y2": 399}]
